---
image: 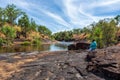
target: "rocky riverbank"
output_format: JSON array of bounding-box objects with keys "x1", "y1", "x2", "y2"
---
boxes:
[{"x1": 0, "y1": 45, "x2": 120, "y2": 80}]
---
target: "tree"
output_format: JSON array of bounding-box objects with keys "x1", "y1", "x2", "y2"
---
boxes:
[
  {"x1": 18, "y1": 13, "x2": 30, "y2": 38},
  {"x1": 0, "y1": 7, "x2": 3, "y2": 26},
  {"x1": 5, "y1": 4, "x2": 22, "y2": 25},
  {"x1": 30, "y1": 18, "x2": 37, "y2": 31},
  {"x1": 90, "y1": 19, "x2": 117, "y2": 48},
  {"x1": 73, "y1": 28, "x2": 81, "y2": 34},
  {"x1": 0, "y1": 7, "x2": 6, "y2": 26},
  {"x1": 91, "y1": 26, "x2": 103, "y2": 48},
  {"x1": 102, "y1": 20, "x2": 117, "y2": 46},
  {"x1": 114, "y1": 15, "x2": 120, "y2": 25},
  {"x1": 52, "y1": 30, "x2": 73, "y2": 41},
  {"x1": 38, "y1": 25, "x2": 52, "y2": 36}
]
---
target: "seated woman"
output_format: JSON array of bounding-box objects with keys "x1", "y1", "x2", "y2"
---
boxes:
[{"x1": 89, "y1": 39, "x2": 97, "y2": 51}]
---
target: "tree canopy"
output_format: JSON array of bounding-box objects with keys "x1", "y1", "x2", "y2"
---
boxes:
[{"x1": 0, "y1": 4, "x2": 52, "y2": 45}]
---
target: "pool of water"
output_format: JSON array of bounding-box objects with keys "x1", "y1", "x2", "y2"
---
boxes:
[{"x1": 0, "y1": 42, "x2": 73, "y2": 53}]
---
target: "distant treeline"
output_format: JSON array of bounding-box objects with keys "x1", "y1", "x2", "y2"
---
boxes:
[
  {"x1": 0, "y1": 4, "x2": 52, "y2": 46},
  {"x1": 53, "y1": 16, "x2": 120, "y2": 48}
]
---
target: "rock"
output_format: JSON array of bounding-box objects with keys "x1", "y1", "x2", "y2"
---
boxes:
[
  {"x1": 76, "y1": 42, "x2": 90, "y2": 50},
  {"x1": 86, "y1": 51, "x2": 97, "y2": 62},
  {"x1": 75, "y1": 73, "x2": 83, "y2": 79},
  {"x1": 68, "y1": 42, "x2": 90, "y2": 50},
  {"x1": 86, "y1": 46, "x2": 120, "y2": 79},
  {"x1": 0, "y1": 56, "x2": 8, "y2": 60},
  {"x1": 68, "y1": 44, "x2": 76, "y2": 50}
]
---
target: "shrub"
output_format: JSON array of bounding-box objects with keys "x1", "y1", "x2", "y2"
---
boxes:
[
  {"x1": 0, "y1": 38, "x2": 3, "y2": 45},
  {"x1": 32, "y1": 38, "x2": 41, "y2": 45},
  {"x1": 21, "y1": 41, "x2": 31, "y2": 46},
  {"x1": 1, "y1": 26, "x2": 16, "y2": 39}
]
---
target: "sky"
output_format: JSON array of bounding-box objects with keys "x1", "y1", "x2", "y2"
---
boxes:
[{"x1": 0, "y1": 0, "x2": 120, "y2": 33}]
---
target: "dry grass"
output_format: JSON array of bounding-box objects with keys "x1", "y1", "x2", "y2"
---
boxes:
[{"x1": 0, "y1": 55, "x2": 37, "y2": 80}]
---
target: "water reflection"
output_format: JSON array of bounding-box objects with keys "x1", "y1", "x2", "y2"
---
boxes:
[{"x1": 0, "y1": 42, "x2": 73, "y2": 53}]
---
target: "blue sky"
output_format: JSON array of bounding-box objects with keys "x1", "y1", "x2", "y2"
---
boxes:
[{"x1": 0, "y1": 0, "x2": 120, "y2": 33}]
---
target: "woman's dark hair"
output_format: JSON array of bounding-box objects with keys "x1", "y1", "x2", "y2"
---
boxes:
[{"x1": 92, "y1": 39, "x2": 95, "y2": 42}]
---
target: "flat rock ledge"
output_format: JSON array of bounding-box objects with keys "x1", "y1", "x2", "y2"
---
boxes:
[{"x1": 0, "y1": 46, "x2": 120, "y2": 80}]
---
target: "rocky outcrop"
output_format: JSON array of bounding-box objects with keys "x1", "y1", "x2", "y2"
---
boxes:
[
  {"x1": 86, "y1": 46, "x2": 120, "y2": 80},
  {"x1": 68, "y1": 42, "x2": 90, "y2": 50},
  {"x1": 2, "y1": 50, "x2": 105, "y2": 80},
  {"x1": 68, "y1": 44, "x2": 76, "y2": 50}
]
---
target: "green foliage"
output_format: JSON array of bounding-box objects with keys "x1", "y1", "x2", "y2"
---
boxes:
[
  {"x1": 18, "y1": 13, "x2": 30, "y2": 38},
  {"x1": 89, "y1": 19, "x2": 117, "y2": 48},
  {"x1": 114, "y1": 15, "x2": 120, "y2": 25},
  {"x1": 0, "y1": 7, "x2": 4, "y2": 26},
  {"x1": 90, "y1": 24, "x2": 104, "y2": 48},
  {"x1": 32, "y1": 38, "x2": 41, "y2": 45},
  {"x1": 5, "y1": 4, "x2": 22, "y2": 25},
  {"x1": 21, "y1": 38, "x2": 41, "y2": 46},
  {"x1": 0, "y1": 38, "x2": 4, "y2": 45},
  {"x1": 1, "y1": 26, "x2": 16, "y2": 39},
  {"x1": 53, "y1": 31, "x2": 73, "y2": 41},
  {"x1": 73, "y1": 28, "x2": 81, "y2": 34},
  {"x1": 81, "y1": 27, "x2": 91, "y2": 34},
  {"x1": 0, "y1": 7, "x2": 6, "y2": 26},
  {"x1": 30, "y1": 18, "x2": 37, "y2": 31},
  {"x1": 18, "y1": 13, "x2": 30, "y2": 30},
  {"x1": 21, "y1": 41, "x2": 31, "y2": 46},
  {"x1": 102, "y1": 20, "x2": 117, "y2": 46},
  {"x1": 38, "y1": 25, "x2": 52, "y2": 36},
  {"x1": 0, "y1": 4, "x2": 52, "y2": 43},
  {"x1": 0, "y1": 26, "x2": 16, "y2": 45}
]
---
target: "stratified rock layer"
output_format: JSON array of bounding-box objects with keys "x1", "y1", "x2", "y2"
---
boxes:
[{"x1": 86, "y1": 46, "x2": 120, "y2": 80}]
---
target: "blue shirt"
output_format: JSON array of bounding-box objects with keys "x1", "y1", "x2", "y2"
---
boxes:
[{"x1": 90, "y1": 41, "x2": 97, "y2": 50}]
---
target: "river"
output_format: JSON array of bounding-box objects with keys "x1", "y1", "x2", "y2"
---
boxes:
[{"x1": 0, "y1": 42, "x2": 73, "y2": 53}]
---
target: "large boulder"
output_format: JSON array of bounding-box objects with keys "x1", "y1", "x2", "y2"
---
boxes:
[
  {"x1": 76, "y1": 42, "x2": 90, "y2": 50},
  {"x1": 68, "y1": 42, "x2": 90, "y2": 50},
  {"x1": 68, "y1": 44, "x2": 76, "y2": 50}
]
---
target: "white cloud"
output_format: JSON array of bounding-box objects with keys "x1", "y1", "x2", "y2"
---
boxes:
[
  {"x1": 62, "y1": 0, "x2": 120, "y2": 28},
  {"x1": 93, "y1": 0, "x2": 120, "y2": 7},
  {"x1": 1, "y1": 0, "x2": 32, "y2": 11},
  {"x1": 43, "y1": 10, "x2": 71, "y2": 28},
  {"x1": 1, "y1": 0, "x2": 120, "y2": 32},
  {"x1": 62, "y1": 0, "x2": 93, "y2": 27}
]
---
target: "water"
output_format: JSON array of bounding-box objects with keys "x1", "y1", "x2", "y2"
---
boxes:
[{"x1": 0, "y1": 42, "x2": 73, "y2": 53}]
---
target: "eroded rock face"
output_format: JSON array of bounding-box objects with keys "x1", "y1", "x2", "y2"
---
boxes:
[{"x1": 86, "y1": 46, "x2": 120, "y2": 80}]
